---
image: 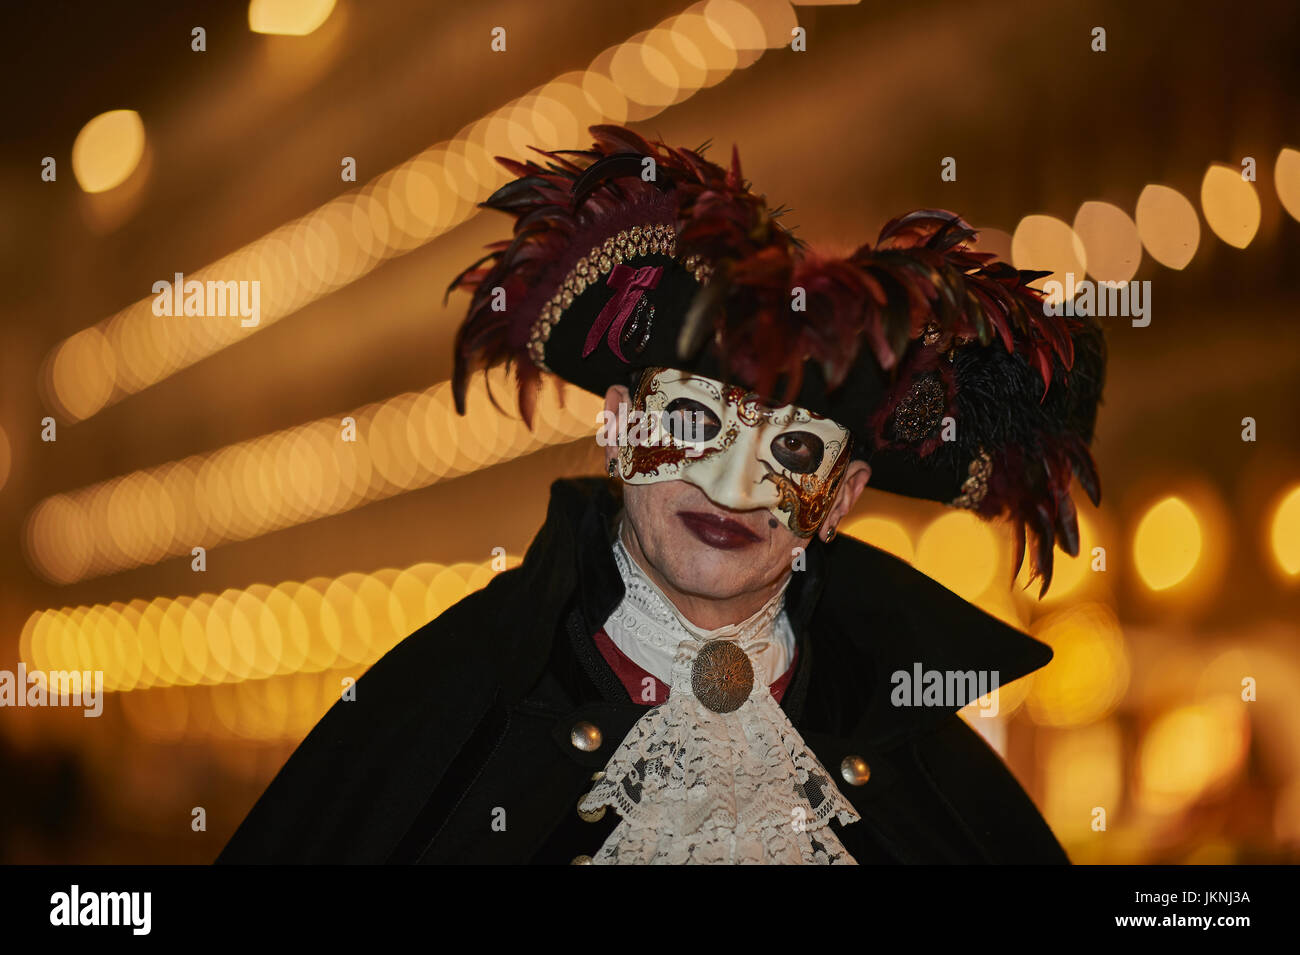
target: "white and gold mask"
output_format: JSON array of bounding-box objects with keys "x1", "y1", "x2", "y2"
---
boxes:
[{"x1": 615, "y1": 367, "x2": 854, "y2": 536}]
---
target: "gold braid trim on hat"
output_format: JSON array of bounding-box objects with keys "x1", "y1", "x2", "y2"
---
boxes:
[{"x1": 525, "y1": 223, "x2": 713, "y2": 371}]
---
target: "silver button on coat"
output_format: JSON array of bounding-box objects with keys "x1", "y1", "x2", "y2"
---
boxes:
[
  {"x1": 840, "y1": 755, "x2": 871, "y2": 786},
  {"x1": 570, "y1": 721, "x2": 602, "y2": 752}
]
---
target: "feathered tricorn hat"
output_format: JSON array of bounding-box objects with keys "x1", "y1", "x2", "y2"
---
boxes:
[{"x1": 447, "y1": 125, "x2": 1105, "y2": 594}]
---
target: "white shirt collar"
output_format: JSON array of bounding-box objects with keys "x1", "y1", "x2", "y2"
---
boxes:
[{"x1": 602, "y1": 516, "x2": 795, "y2": 689}]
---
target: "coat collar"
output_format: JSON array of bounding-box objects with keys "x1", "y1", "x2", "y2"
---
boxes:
[{"x1": 504, "y1": 477, "x2": 1052, "y2": 749}]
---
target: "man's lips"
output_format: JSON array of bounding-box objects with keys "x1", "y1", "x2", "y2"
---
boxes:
[{"x1": 676, "y1": 510, "x2": 763, "y2": 549}]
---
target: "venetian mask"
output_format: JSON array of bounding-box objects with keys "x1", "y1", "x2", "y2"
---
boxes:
[{"x1": 614, "y1": 367, "x2": 854, "y2": 536}]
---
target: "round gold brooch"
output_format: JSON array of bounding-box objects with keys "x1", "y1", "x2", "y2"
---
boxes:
[{"x1": 691, "y1": 640, "x2": 754, "y2": 714}]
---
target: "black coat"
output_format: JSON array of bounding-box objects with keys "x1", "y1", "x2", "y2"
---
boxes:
[{"x1": 217, "y1": 477, "x2": 1069, "y2": 864}]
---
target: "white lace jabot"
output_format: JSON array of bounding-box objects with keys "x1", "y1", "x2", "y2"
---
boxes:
[{"x1": 578, "y1": 519, "x2": 861, "y2": 864}]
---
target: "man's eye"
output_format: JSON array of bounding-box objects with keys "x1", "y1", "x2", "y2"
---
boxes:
[
  {"x1": 663, "y1": 398, "x2": 721, "y2": 442},
  {"x1": 771, "y1": 431, "x2": 824, "y2": 474}
]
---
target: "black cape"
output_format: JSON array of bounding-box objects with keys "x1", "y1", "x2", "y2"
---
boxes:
[{"x1": 217, "y1": 477, "x2": 1068, "y2": 864}]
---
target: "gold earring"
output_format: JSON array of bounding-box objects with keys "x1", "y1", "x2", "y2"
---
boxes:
[{"x1": 825, "y1": 523, "x2": 837, "y2": 542}]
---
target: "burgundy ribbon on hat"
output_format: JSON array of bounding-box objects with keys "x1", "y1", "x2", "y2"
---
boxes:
[{"x1": 582, "y1": 263, "x2": 663, "y2": 362}]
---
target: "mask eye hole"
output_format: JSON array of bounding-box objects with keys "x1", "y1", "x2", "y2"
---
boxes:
[
  {"x1": 771, "y1": 431, "x2": 824, "y2": 474},
  {"x1": 662, "y1": 398, "x2": 721, "y2": 442}
]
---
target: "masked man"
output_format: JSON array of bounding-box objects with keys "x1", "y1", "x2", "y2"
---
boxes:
[{"x1": 218, "y1": 126, "x2": 1105, "y2": 865}]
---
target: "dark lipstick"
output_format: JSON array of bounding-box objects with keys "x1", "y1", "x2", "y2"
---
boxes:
[{"x1": 676, "y1": 510, "x2": 762, "y2": 550}]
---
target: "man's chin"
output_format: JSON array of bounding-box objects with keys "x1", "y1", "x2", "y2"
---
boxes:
[{"x1": 659, "y1": 555, "x2": 770, "y2": 602}]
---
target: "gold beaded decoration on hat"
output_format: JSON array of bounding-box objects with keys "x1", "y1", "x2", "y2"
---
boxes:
[{"x1": 951, "y1": 446, "x2": 993, "y2": 509}]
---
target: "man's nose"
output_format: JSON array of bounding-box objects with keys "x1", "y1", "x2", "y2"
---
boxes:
[{"x1": 690, "y1": 429, "x2": 775, "y2": 513}]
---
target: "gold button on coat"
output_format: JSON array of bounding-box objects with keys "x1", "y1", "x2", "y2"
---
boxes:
[
  {"x1": 571, "y1": 854, "x2": 594, "y2": 865},
  {"x1": 577, "y1": 797, "x2": 607, "y2": 823},
  {"x1": 570, "y1": 721, "x2": 602, "y2": 752},
  {"x1": 840, "y1": 755, "x2": 871, "y2": 786}
]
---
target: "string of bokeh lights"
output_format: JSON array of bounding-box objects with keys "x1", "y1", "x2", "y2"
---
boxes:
[
  {"x1": 1000, "y1": 151, "x2": 1300, "y2": 298},
  {"x1": 22, "y1": 554, "x2": 517, "y2": 693},
  {"x1": 22, "y1": 553, "x2": 519, "y2": 740},
  {"x1": 25, "y1": 367, "x2": 601, "y2": 584},
  {"x1": 44, "y1": 0, "x2": 800, "y2": 423}
]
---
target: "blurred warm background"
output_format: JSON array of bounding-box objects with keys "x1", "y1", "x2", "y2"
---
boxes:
[{"x1": 1, "y1": 0, "x2": 1297, "y2": 863}]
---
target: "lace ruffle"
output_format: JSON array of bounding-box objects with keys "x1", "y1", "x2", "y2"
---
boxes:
[{"x1": 582, "y1": 537, "x2": 861, "y2": 864}]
